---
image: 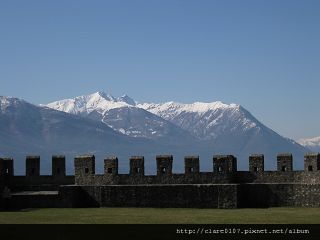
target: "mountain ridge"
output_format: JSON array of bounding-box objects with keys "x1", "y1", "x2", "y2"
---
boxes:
[
  {"x1": 0, "y1": 95, "x2": 159, "y2": 174},
  {"x1": 46, "y1": 92, "x2": 195, "y2": 141},
  {"x1": 0, "y1": 93, "x2": 310, "y2": 174},
  {"x1": 45, "y1": 91, "x2": 308, "y2": 170}
]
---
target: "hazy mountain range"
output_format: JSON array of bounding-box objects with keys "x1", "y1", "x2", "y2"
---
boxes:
[{"x1": 0, "y1": 92, "x2": 312, "y2": 174}]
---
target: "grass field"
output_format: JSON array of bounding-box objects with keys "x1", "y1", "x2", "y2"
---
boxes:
[{"x1": 0, "y1": 207, "x2": 320, "y2": 224}]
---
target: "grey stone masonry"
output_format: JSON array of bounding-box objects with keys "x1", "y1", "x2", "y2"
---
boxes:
[
  {"x1": 213, "y1": 155, "x2": 237, "y2": 173},
  {"x1": 74, "y1": 155, "x2": 95, "y2": 177},
  {"x1": 129, "y1": 156, "x2": 144, "y2": 176},
  {"x1": 69, "y1": 184, "x2": 240, "y2": 208},
  {"x1": 304, "y1": 153, "x2": 320, "y2": 171},
  {"x1": 156, "y1": 155, "x2": 173, "y2": 176},
  {"x1": 277, "y1": 153, "x2": 293, "y2": 172},
  {"x1": 249, "y1": 154, "x2": 264, "y2": 172},
  {"x1": 52, "y1": 155, "x2": 66, "y2": 177},
  {"x1": 26, "y1": 156, "x2": 40, "y2": 176},
  {"x1": 104, "y1": 156, "x2": 118, "y2": 176},
  {"x1": 184, "y1": 156, "x2": 200, "y2": 174}
]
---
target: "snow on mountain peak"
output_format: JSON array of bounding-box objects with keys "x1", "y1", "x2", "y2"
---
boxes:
[
  {"x1": 46, "y1": 91, "x2": 132, "y2": 115},
  {"x1": 137, "y1": 100, "x2": 240, "y2": 116},
  {"x1": 0, "y1": 96, "x2": 12, "y2": 107},
  {"x1": 137, "y1": 100, "x2": 257, "y2": 140},
  {"x1": 0, "y1": 94, "x2": 309, "y2": 172},
  {"x1": 298, "y1": 136, "x2": 320, "y2": 147},
  {"x1": 46, "y1": 92, "x2": 263, "y2": 141},
  {"x1": 45, "y1": 92, "x2": 195, "y2": 140},
  {"x1": 94, "y1": 91, "x2": 115, "y2": 101},
  {"x1": 0, "y1": 96, "x2": 28, "y2": 111},
  {"x1": 182, "y1": 101, "x2": 239, "y2": 113},
  {"x1": 117, "y1": 94, "x2": 136, "y2": 106}
]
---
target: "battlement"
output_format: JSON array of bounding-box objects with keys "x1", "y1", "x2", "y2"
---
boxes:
[
  {"x1": 2, "y1": 153, "x2": 320, "y2": 210},
  {"x1": 0, "y1": 156, "x2": 74, "y2": 192},
  {"x1": 249, "y1": 154, "x2": 264, "y2": 172},
  {"x1": 213, "y1": 155, "x2": 237, "y2": 173},
  {"x1": 184, "y1": 156, "x2": 199, "y2": 174},
  {"x1": 1, "y1": 153, "x2": 320, "y2": 179},
  {"x1": 130, "y1": 156, "x2": 144, "y2": 176},
  {"x1": 71, "y1": 153, "x2": 320, "y2": 186},
  {"x1": 304, "y1": 153, "x2": 320, "y2": 171},
  {"x1": 277, "y1": 153, "x2": 293, "y2": 172},
  {"x1": 156, "y1": 155, "x2": 173, "y2": 176}
]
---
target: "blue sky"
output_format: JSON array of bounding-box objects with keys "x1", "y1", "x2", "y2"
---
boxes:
[{"x1": 0, "y1": 0, "x2": 319, "y2": 140}]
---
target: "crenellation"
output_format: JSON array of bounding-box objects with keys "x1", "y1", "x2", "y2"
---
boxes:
[
  {"x1": 2, "y1": 152, "x2": 320, "y2": 209},
  {"x1": 74, "y1": 155, "x2": 95, "y2": 185},
  {"x1": 52, "y1": 155, "x2": 66, "y2": 177},
  {"x1": 156, "y1": 155, "x2": 173, "y2": 176},
  {"x1": 213, "y1": 155, "x2": 237, "y2": 173},
  {"x1": 277, "y1": 153, "x2": 293, "y2": 172},
  {"x1": 184, "y1": 156, "x2": 200, "y2": 175},
  {"x1": 26, "y1": 156, "x2": 40, "y2": 177},
  {"x1": 304, "y1": 153, "x2": 320, "y2": 171},
  {"x1": 104, "y1": 156, "x2": 118, "y2": 176},
  {"x1": 129, "y1": 156, "x2": 144, "y2": 176},
  {"x1": 75, "y1": 155, "x2": 95, "y2": 176},
  {"x1": 2, "y1": 153, "x2": 320, "y2": 180},
  {"x1": 249, "y1": 154, "x2": 264, "y2": 172}
]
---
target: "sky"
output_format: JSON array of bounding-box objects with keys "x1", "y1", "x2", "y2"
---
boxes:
[{"x1": 0, "y1": 0, "x2": 319, "y2": 140}]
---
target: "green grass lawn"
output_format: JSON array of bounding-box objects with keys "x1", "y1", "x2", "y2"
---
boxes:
[{"x1": 0, "y1": 207, "x2": 320, "y2": 224}]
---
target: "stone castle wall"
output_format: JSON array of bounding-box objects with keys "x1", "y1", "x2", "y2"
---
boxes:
[
  {"x1": 0, "y1": 156, "x2": 74, "y2": 192},
  {"x1": 73, "y1": 154, "x2": 320, "y2": 185},
  {"x1": 1, "y1": 153, "x2": 320, "y2": 209},
  {"x1": 59, "y1": 184, "x2": 239, "y2": 208}
]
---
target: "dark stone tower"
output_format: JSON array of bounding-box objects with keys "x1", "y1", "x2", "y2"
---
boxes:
[
  {"x1": 104, "y1": 156, "x2": 118, "y2": 176},
  {"x1": 184, "y1": 156, "x2": 200, "y2": 174},
  {"x1": 249, "y1": 154, "x2": 264, "y2": 172},
  {"x1": 304, "y1": 153, "x2": 320, "y2": 171},
  {"x1": 277, "y1": 153, "x2": 293, "y2": 172},
  {"x1": 52, "y1": 155, "x2": 66, "y2": 177},
  {"x1": 156, "y1": 155, "x2": 173, "y2": 176},
  {"x1": 26, "y1": 156, "x2": 40, "y2": 177},
  {"x1": 130, "y1": 156, "x2": 144, "y2": 176},
  {"x1": 74, "y1": 155, "x2": 95, "y2": 177},
  {"x1": 213, "y1": 155, "x2": 237, "y2": 173}
]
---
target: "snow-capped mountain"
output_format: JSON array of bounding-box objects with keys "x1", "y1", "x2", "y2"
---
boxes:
[
  {"x1": 1, "y1": 95, "x2": 222, "y2": 175},
  {"x1": 138, "y1": 101, "x2": 258, "y2": 140},
  {"x1": 45, "y1": 92, "x2": 308, "y2": 170},
  {"x1": 0, "y1": 96, "x2": 159, "y2": 174},
  {"x1": 138, "y1": 100, "x2": 307, "y2": 169},
  {"x1": 46, "y1": 92, "x2": 194, "y2": 141},
  {"x1": 298, "y1": 136, "x2": 320, "y2": 152},
  {"x1": 45, "y1": 91, "x2": 129, "y2": 115},
  {"x1": 117, "y1": 94, "x2": 137, "y2": 106}
]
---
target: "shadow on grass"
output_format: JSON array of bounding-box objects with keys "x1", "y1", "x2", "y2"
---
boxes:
[{"x1": 0, "y1": 208, "x2": 42, "y2": 212}]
